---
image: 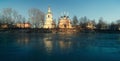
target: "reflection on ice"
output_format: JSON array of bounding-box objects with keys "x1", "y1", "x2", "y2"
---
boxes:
[
  {"x1": 59, "y1": 41, "x2": 72, "y2": 50},
  {"x1": 17, "y1": 34, "x2": 29, "y2": 46},
  {"x1": 43, "y1": 38, "x2": 53, "y2": 54},
  {"x1": 14, "y1": 33, "x2": 120, "y2": 59},
  {"x1": 1, "y1": 33, "x2": 120, "y2": 61}
]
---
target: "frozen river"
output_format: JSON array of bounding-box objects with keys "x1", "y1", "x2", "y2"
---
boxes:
[{"x1": 0, "y1": 33, "x2": 120, "y2": 61}]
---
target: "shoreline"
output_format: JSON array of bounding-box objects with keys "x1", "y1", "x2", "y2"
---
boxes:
[{"x1": 0, "y1": 28, "x2": 120, "y2": 34}]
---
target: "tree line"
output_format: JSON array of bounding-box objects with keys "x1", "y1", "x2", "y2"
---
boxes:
[
  {"x1": 0, "y1": 8, "x2": 120, "y2": 31},
  {"x1": 0, "y1": 8, "x2": 44, "y2": 28},
  {"x1": 72, "y1": 16, "x2": 120, "y2": 30}
]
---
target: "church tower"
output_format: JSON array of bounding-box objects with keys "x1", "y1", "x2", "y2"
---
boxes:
[{"x1": 44, "y1": 7, "x2": 55, "y2": 29}]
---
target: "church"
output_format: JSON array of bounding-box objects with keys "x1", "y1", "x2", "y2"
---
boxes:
[
  {"x1": 44, "y1": 7, "x2": 72, "y2": 29},
  {"x1": 43, "y1": 7, "x2": 55, "y2": 29},
  {"x1": 58, "y1": 14, "x2": 72, "y2": 29}
]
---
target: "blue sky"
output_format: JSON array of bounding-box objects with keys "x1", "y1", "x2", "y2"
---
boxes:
[{"x1": 0, "y1": 0, "x2": 120, "y2": 23}]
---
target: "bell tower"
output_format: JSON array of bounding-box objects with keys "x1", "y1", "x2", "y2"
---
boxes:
[
  {"x1": 46, "y1": 7, "x2": 53, "y2": 20},
  {"x1": 44, "y1": 7, "x2": 55, "y2": 29}
]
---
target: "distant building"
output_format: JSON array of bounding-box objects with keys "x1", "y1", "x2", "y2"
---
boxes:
[
  {"x1": 86, "y1": 22, "x2": 95, "y2": 29},
  {"x1": 58, "y1": 15, "x2": 72, "y2": 29},
  {"x1": 1, "y1": 24, "x2": 8, "y2": 28},
  {"x1": 16, "y1": 23, "x2": 31, "y2": 28},
  {"x1": 43, "y1": 7, "x2": 55, "y2": 29}
]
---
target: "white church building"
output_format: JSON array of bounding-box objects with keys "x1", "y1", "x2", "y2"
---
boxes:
[{"x1": 43, "y1": 7, "x2": 55, "y2": 29}]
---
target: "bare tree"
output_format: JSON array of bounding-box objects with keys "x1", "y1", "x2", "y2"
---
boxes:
[
  {"x1": 22, "y1": 17, "x2": 26, "y2": 28},
  {"x1": 97, "y1": 17, "x2": 108, "y2": 30},
  {"x1": 1, "y1": 8, "x2": 23, "y2": 28},
  {"x1": 2, "y1": 8, "x2": 13, "y2": 24},
  {"x1": 15, "y1": 15, "x2": 26, "y2": 28},
  {"x1": 28, "y1": 8, "x2": 45, "y2": 28},
  {"x1": 109, "y1": 22, "x2": 117, "y2": 30},
  {"x1": 79, "y1": 16, "x2": 88, "y2": 28},
  {"x1": 72, "y1": 16, "x2": 78, "y2": 26}
]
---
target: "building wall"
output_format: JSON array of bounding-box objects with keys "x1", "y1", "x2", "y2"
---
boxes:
[
  {"x1": 16, "y1": 23, "x2": 31, "y2": 28},
  {"x1": 1, "y1": 24, "x2": 8, "y2": 28},
  {"x1": 58, "y1": 16, "x2": 72, "y2": 29}
]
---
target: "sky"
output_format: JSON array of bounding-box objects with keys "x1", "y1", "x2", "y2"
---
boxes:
[{"x1": 0, "y1": 0, "x2": 120, "y2": 23}]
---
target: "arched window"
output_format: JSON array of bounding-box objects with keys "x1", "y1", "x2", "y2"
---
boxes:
[{"x1": 48, "y1": 15, "x2": 50, "y2": 18}]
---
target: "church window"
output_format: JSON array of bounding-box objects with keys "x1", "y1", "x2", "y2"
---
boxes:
[{"x1": 48, "y1": 15, "x2": 50, "y2": 18}]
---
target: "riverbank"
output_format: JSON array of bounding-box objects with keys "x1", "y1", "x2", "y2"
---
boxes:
[
  {"x1": 0, "y1": 28, "x2": 120, "y2": 34},
  {"x1": 0, "y1": 28, "x2": 52, "y2": 33},
  {"x1": 0, "y1": 28, "x2": 80, "y2": 33}
]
